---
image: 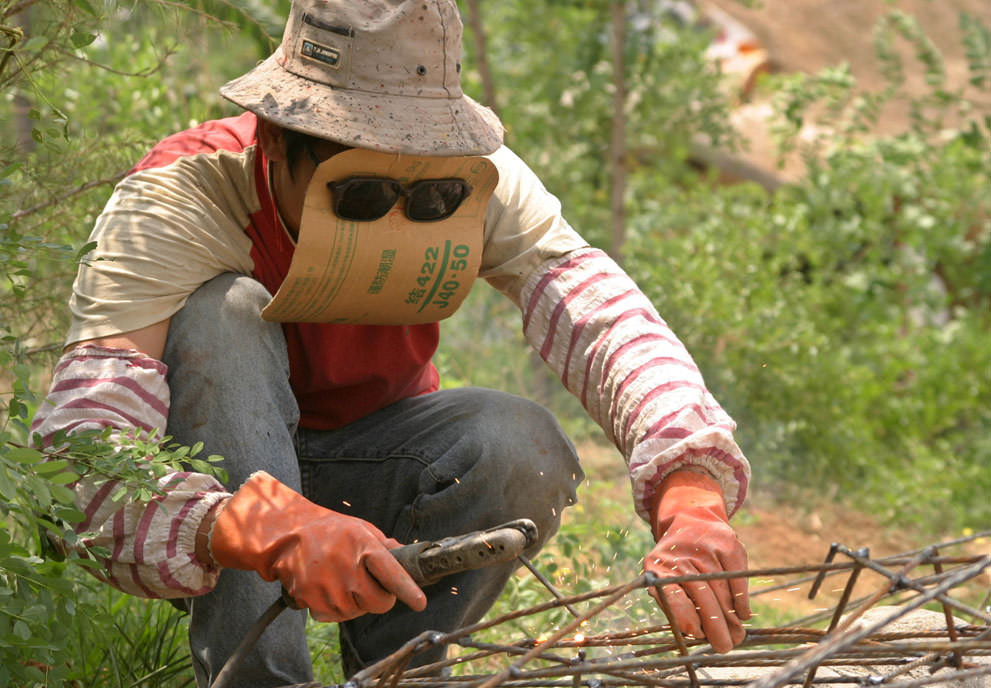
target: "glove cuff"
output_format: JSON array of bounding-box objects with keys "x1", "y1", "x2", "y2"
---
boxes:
[
  {"x1": 648, "y1": 469, "x2": 730, "y2": 540},
  {"x1": 209, "y1": 470, "x2": 320, "y2": 574}
]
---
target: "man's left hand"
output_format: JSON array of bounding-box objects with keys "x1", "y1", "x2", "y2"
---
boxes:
[{"x1": 644, "y1": 470, "x2": 751, "y2": 653}]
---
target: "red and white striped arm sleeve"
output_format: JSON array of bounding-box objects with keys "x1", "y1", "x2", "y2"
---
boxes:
[
  {"x1": 31, "y1": 345, "x2": 231, "y2": 598},
  {"x1": 520, "y1": 248, "x2": 751, "y2": 519}
]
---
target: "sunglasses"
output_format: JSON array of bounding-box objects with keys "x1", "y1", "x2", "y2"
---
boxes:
[{"x1": 326, "y1": 176, "x2": 473, "y2": 223}]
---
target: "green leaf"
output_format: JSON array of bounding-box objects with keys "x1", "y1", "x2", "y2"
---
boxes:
[
  {"x1": 6, "y1": 398, "x2": 25, "y2": 420},
  {"x1": 12, "y1": 620, "x2": 31, "y2": 641},
  {"x1": 52, "y1": 505, "x2": 84, "y2": 523},
  {"x1": 73, "y1": 0, "x2": 99, "y2": 16},
  {"x1": 34, "y1": 459, "x2": 70, "y2": 475},
  {"x1": 70, "y1": 30, "x2": 98, "y2": 48},
  {"x1": 5, "y1": 447, "x2": 42, "y2": 465},
  {"x1": 48, "y1": 471, "x2": 80, "y2": 486},
  {"x1": 74, "y1": 240, "x2": 97, "y2": 261},
  {"x1": 0, "y1": 469, "x2": 16, "y2": 501},
  {"x1": 22, "y1": 35, "x2": 47, "y2": 52}
]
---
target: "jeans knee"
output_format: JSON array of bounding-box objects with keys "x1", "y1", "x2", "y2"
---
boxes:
[
  {"x1": 180, "y1": 273, "x2": 272, "y2": 333},
  {"x1": 463, "y1": 393, "x2": 584, "y2": 545},
  {"x1": 166, "y1": 274, "x2": 287, "y2": 371}
]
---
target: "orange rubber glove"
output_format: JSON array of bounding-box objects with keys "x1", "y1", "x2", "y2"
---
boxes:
[
  {"x1": 208, "y1": 471, "x2": 426, "y2": 622},
  {"x1": 644, "y1": 470, "x2": 751, "y2": 652}
]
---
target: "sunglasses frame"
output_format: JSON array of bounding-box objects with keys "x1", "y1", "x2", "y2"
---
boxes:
[{"x1": 326, "y1": 176, "x2": 473, "y2": 223}]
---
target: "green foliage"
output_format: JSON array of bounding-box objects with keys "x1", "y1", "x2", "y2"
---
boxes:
[
  {"x1": 69, "y1": 588, "x2": 194, "y2": 688},
  {"x1": 0, "y1": 1, "x2": 260, "y2": 683},
  {"x1": 459, "y1": 0, "x2": 735, "y2": 248},
  {"x1": 622, "y1": 11, "x2": 990, "y2": 531}
]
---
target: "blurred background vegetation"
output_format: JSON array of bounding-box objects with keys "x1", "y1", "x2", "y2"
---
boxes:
[{"x1": 0, "y1": 0, "x2": 988, "y2": 684}]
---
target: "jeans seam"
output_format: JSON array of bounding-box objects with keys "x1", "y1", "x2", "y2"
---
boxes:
[{"x1": 297, "y1": 452, "x2": 433, "y2": 466}]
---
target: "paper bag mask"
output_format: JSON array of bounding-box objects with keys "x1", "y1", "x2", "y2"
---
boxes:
[{"x1": 261, "y1": 149, "x2": 499, "y2": 324}]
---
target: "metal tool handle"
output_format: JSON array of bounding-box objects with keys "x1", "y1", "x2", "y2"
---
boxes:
[{"x1": 390, "y1": 518, "x2": 538, "y2": 586}]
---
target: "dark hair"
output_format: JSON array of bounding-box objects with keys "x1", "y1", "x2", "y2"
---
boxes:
[{"x1": 282, "y1": 128, "x2": 325, "y2": 180}]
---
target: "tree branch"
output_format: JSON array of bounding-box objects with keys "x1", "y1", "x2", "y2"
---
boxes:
[
  {"x1": 608, "y1": 1, "x2": 628, "y2": 264},
  {"x1": 55, "y1": 44, "x2": 175, "y2": 77},
  {"x1": 10, "y1": 170, "x2": 128, "y2": 222},
  {"x1": 464, "y1": 0, "x2": 499, "y2": 118},
  {"x1": 145, "y1": 0, "x2": 238, "y2": 33},
  {"x1": 2, "y1": 0, "x2": 40, "y2": 21}
]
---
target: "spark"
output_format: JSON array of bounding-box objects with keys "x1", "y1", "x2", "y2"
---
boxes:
[
  {"x1": 574, "y1": 633, "x2": 585, "y2": 643},
  {"x1": 454, "y1": 477, "x2": 460, "y2": 484},
  {"x1": 342, "y1": 500, "x2": 352, "y2": 507},
  {"x1": 552, "y1": 507, "x2": 557, "y2": 516},
  {"x1": 450, "y1": 586, "x2": 459, "y2": 595}
]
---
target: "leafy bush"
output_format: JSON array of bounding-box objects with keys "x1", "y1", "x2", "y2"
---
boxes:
[
  {"x1": 621, "y1": 13, "x2": 990, "y2": 529},
  {"x1": 0, "y1": 2, "x2": 256, "y2": 684}
]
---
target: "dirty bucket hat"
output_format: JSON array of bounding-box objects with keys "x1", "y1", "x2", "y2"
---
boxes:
[{"x1": 220, "y1": 0, "x2": 504, "y2": 156}]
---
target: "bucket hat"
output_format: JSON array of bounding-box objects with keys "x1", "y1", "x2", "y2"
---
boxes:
[{"x1": 220, "y1": 0, "x2": 504, "y2": 156}]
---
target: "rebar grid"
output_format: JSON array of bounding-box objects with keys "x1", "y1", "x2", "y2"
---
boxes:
[{"x1": 313, "y1": 532, "x2": 991, "y2": 688}]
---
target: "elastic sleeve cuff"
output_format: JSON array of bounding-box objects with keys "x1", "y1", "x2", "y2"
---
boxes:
[
  {"x1": 176, "y1": 490, "x2": 232, "y2": 573},
  {"x1": 629, "y1": 427, "x2": 750, "y2": 521}
]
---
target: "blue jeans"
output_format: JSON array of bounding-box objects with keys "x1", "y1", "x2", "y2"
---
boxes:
[{"x1": 162, "y1": 274, "x2": 584, "y2": 687}]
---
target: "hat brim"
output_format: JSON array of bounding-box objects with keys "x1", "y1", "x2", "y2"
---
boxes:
[{"x1": 220, "y1": 50, "x2": 504, "y2": 156}]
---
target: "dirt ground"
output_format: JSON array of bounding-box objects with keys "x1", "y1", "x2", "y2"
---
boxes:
[{"x1": 574, "y1": 440, "x2": 990, "y2": 620}]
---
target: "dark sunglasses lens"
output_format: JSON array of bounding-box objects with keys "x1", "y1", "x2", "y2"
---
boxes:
[
  {"x1": 407, "y1": 181, "x2": 470, "y2": 221},
  {"x1": 335, "y1": 180, "x2": 400, "y2": 220}
]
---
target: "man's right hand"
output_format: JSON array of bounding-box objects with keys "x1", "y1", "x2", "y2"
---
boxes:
[
  {"x1": 644, "y1": 470, "x2": 750, "y2": 652},
  {"x1": 205, "y1": 470, "x2": 427, "y2": 622}
]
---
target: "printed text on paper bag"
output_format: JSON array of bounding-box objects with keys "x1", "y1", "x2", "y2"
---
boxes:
[{"x1": 405, "y1": 241, "x2": 470, "y2": 312}]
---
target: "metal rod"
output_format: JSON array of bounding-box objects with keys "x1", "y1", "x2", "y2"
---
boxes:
[
  {"x1": 741, "y1": 556, "x2": 991, "y2": 688},
  {"x1": 518, "y1": 554, "x2": 583, "y2": 619},
  {"x1": 652, "y1": 578, "x2": 700, "y2": 688}
]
